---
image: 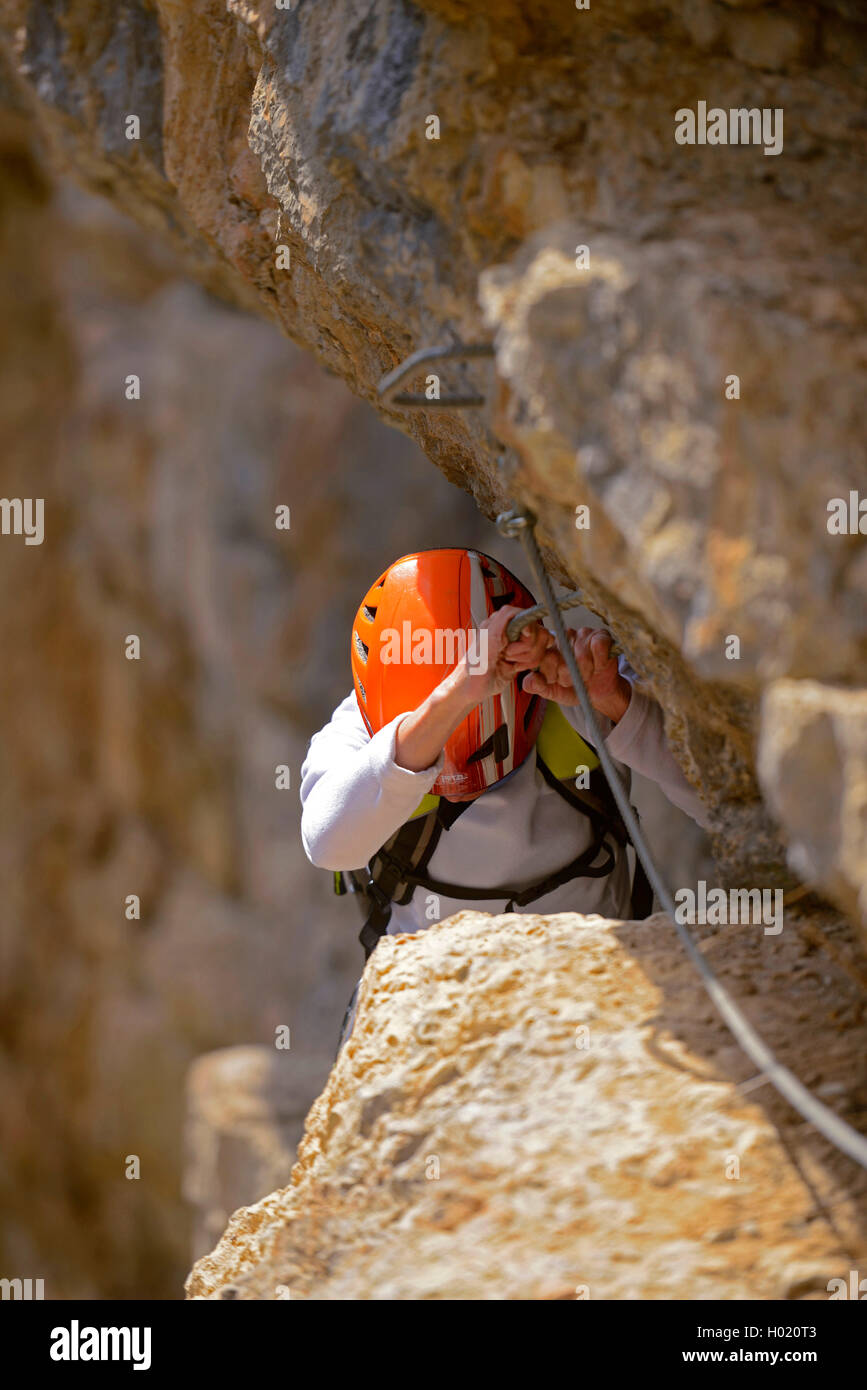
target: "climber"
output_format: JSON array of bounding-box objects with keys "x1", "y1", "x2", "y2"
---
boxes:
[{"x1": 300, "y1": 549, "x2": 709, "y2": 1049}]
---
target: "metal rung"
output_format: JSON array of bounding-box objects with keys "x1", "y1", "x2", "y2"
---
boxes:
[{"x1": 378, "y1": 342, "x2": 495, "y2": 409}]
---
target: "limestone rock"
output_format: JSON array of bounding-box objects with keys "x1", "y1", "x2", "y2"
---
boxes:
[
  {"x1": 186, "y1": 909, "x2": 867, "y2": 1300},
  {"x1": 184, "y1": 1047, "x2": 333, "y2": 1262},
  {"x1": 1, "y1": 0, "x2": 865, "y2": 1300},
  {"x1": 3, "y1": 1, "x2": 864, "y2": 929},
  {"x1": 758, "y1": 681, "x2": 867, "y2": 928},
  {"x1": 0, "y1": 79, "x2": 491, "y2": 1297}
]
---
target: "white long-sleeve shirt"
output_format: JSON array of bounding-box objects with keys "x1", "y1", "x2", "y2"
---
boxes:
[{"x1": 300, "y1": 672, "x2": 709, "y2": 934}]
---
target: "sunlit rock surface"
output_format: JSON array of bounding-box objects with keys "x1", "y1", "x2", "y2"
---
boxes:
[
  {"x1": 187, "y1": 909, "x2": 867, "y2": 1301},
  {"x1": 1, "y1": 1, "x2": 865, "y2": 1300},
  {"x1": 3, "y1": 1, "x2": 864, "y2": 926}
]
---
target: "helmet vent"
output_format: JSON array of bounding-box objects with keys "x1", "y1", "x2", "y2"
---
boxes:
[
  {"x1": 357, "y1": 677, "x2": 367, "y2": 704},
  {"x1": 523, "y1": 694, "x2": 540, "y2": 731},
  {"x1": 362, "y1": 604, "x2": 378, "y2": 622},
  {"x1": 467, "y1": 722, "x2": 510, "y2": 765},
  {"x1": 490, "y1": 590, "x2": 516, "y2": 611},
  {"x1": 353, "y1": 632, "x2": 369, "y2": 664}
]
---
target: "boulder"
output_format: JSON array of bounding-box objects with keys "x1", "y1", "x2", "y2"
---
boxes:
[
  {"x1": 184, "y1": 1047, "x2": 333, "y2": 1262},
  {"x1": 187, "y1": 909, "x2": 867, "y2": 1300}
]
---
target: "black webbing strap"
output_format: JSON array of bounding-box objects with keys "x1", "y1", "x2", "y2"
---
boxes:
[
  {"x1": 535, "y1": 754, "x2": 627, "y2": 846},
  {"x1": 630, "y1": 852, "x2": 653, "y2": 918},
  {"x1": 356, "y1": 747, "x2": 652, "y2": 957},
  {"x1": 537, "y1": 751, "x2": 654, "y2": 918},
  {"x1": 358, "y1": 810, "x2": 448, "y2": 959},
  {"x1": 402, "y1": 832, "x2": 615, "y2": 911},
  {"x1": 358, "y1": 880, "x2": 394, "y2": 960}
]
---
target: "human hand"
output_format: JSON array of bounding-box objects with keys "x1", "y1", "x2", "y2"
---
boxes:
[
  {"x1": 449, "y1": 604, "x2": 551, "y2": 704},
  {"x1": 522, "y1": 626, "x2": 631, "y2": 723}
]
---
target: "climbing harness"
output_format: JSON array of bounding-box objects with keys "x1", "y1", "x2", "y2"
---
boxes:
[
  {"x1": 356, "y1": 343, "x2": 867, "y2": 1172},
  {"x1": 335, "y1": 699, "x2": 653, "y2": 959}
]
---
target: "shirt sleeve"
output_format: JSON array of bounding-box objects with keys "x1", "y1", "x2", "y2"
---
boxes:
[
  {"x1": 300, "y1": 693, "x2": 444, "y2": 870},
  {"x1": 560, "y1": 661, "x2": 711, "y2": 829}
]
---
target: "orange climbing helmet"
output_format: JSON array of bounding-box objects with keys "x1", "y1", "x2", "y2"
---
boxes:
[{"x1": 351, "y1": 549, "x2": 545, "y2": 797}]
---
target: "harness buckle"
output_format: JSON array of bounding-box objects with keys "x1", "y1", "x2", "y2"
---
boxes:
[{"x1": 365, "y1": 878, "x2": 391, "y2": 914}]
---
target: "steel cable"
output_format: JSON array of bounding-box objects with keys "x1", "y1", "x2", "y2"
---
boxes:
[{"x1": 498, "y1": 507, "x2": 867, "y2": 1170}]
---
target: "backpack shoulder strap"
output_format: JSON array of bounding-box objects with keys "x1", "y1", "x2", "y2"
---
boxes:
[
  {"x1": 357, "y1": 805, "x2": 449, "y2": 959},
  {"x1": 348, "y1": 701, "x2": 654, "y2": 960}
]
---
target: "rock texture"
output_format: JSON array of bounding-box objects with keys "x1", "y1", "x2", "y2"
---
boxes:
[
  {"x1": 0, "y1": 78, "x2": 711, "y2": 1296},
  {"x1": 187, "y1": 908, "x2": 867, "y2": 1301},
  {"x1": 2, "y1": 0, "x2": 864, "y2": 929},
  {"x1": 2, "y1": 0, "x2": 865, "y2": 1303},
  {"x1": 0, "y1": 74, "x2": 498, "y2": 1297},
  {"x1": 184, "y1": 1047, "x2": 330, "y2": 1262},
  {"x1": 758, "y1": 682, "x2": 867, "y2": 930}
]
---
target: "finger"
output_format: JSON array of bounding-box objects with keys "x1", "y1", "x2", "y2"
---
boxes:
[
  {"x1": 522, "y1": 671, "x2": 575, "y2": 704},
  {"x1": 571, "y1": 626, "x2": 595, "y2": 674},
  {"x1": 536, "y1": 650, "x2": 566, "y2": 684},
  {"x1": 522, "y1": 671, "x2": 558, "y2": 700},
  {"x1": 505, "y1": 617, "x2": 543, "y2": 650},
  {"x1": 480, "y1": 604, "x2": 525, "y2": 639},
  {"x1": 504, "y1": 634, "x2": 538, "y2": 659},
  {"x1": 502, "y1": 655, "x2": 536, "y2": 673},
  {"x1": 477, "y1": 607, "x2": 520, "y2": 665},
  {"x1": 589, "y1": 629, "x2": 614, "y2": 671},
  {"x1": 508, "y1": 638, "x2": 549, "y2": 671}
]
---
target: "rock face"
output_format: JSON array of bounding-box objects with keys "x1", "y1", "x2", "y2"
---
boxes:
[
  {"x1": 2, "y1": 0, "x2": 865, "y2": 932},
  {"x1": 187, "y1": 908, "x2": 867, "y2": 1301},
  {"x1": 184, "y1": 1047, "x2": 331, "y2": 1262},
  {"x1": 0, "y1": 61, "x2": 711, "y2": 1296},
  {"x1": 0, "y1": 63, "x2": 496, "y2": 1296},
  {"x1": 2, "y1": 0, "x2": 865, "y2": 1303},
  {"x1": 758, "y1": 682, "x2": 867, "y2": 930}
]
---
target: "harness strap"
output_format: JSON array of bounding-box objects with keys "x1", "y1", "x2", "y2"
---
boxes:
[
  {"x1": 355, "y1": 747, "x2": 642, "y2": 959},
  {"x1": 537, "y1": 746, "x2": 653, "y2": 917},
  {"x1": 375, "y1": 811, "x2": 442, "y2": 906},
  {"x1": 535, "y1": 755, "x2": 627, "y2": 846},
  {"x1": 403, "y1": 833, "x2": 616, "y2": 911},
  {"x1": 359, "y1": 809, "x2": 448, "y2": 960}
]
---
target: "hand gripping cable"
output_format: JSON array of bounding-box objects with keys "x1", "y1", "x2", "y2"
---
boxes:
[{"x1": 498, "y1": 506, "x2": 867, "y2": 1172}]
